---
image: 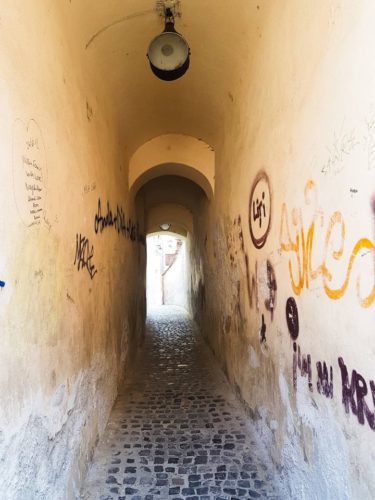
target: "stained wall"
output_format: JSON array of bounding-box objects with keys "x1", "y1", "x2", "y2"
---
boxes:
[
  {"x1": 0, "y1": 3, "x2": 145, "y2": 498},
  {"x1": 192, "y1": 2, "x2": 375, "y2": 498}
]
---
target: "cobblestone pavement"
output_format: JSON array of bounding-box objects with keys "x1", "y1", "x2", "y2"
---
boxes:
[{"x1": 81, "y1": 306, "x2": 280, "y2": 500}]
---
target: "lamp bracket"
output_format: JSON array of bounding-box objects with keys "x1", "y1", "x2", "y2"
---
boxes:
[{"x1": 156, "y1": 0, "x2": 181, "y2": 20}]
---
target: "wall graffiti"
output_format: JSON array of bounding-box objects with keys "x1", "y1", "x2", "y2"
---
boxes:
[
  {"x1": 245, "y1": 254, "x2": 258, "y2": 311},
  {"x1": 291, "y1": 343, "x2": 334, "y2": 398},
  {"x1": 286, "y1": 298, "x2": 333, "y2": 397},
  {"x1": 321, "y1": 113, "x2": 375, "y2": 174},
  {"x1": 94, "y1": 198, "x2": 144, "y2": 243},
  {"x1": 232, "y1": 216, "x2": 277, "y2": 350},
  {"x1": 317, "y1": 361, "x2": 333, "y2": 398},
  {"x1": 236, "y1": 216, "x2": 278, "y2": 319},
  {"x1": 286, "y1": 297, "x2": 299, "y2": 340},
  {"x1": 12, "y1": 119, "x2": 47, "y2": 227},
  {"x1": 74, "y1": 233, "x2": 97, "y2": 280},
  {"x1": 259, "y1": 314, "x2": 266, "y2": 344},
  {"x1": 71, "y1": 198, "x2": 143, "y2": 282},
  {"x1": 291, "y1": 338, "x2": 375, "y2": 426},
  {"x1": 235, "y1": 216, "x2": 258, "y2": 311},
  {"x1": 265, "y1": 260, "x2": 277, "y2": 321},
  {"x1": 321, "y1": 125, "x2": 358, "y2": 175},
  {"x1": 364, "y1": 111, "x2": 375, "y2": 171},
  {"x1": 280, "y1": 180, "x2": 375, "y2": 307},
  {"x1": 293, "y1": 343, "x2": 313, "y2": 392},
  {"x1": 338, "y1": 357, "x2": 375, "y2": 430},
  {"x1": 285, "y1": 294, "x2": 375, "y2": 426},
  {"x1": 249, "y1": 171, "x2": 272, "y2": 249}
]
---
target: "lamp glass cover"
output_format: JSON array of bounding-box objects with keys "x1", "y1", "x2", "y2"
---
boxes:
[{"x1": 148, "y1": 31, "x2": 189, "y2": 71}]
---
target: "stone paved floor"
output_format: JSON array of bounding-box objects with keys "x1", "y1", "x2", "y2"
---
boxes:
[{"x1": 80, "y1": 306, "x2": 280, "y2": 500}]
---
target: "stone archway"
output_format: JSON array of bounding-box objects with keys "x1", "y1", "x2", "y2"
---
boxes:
[{"x1": 129, "y1": 134, "x2": 215, "y2": 200}]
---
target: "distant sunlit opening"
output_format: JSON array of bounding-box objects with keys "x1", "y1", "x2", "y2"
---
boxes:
[{"x1": 146, "y1": 233, "x2": 188, "y2": 313}]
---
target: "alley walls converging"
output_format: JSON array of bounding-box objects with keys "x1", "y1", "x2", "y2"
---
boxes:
[{"x1": 1, "y1": 1, "x2": 375, "y2": 499}]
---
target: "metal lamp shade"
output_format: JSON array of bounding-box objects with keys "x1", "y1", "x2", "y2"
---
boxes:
[{"x1": 147, "y1": 29, "x2": 190, "y2": 81}]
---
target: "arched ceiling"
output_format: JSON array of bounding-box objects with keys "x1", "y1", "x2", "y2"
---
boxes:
[
  {"x1": 63, "y1": 0, "x2": 263, "y2": 160},
  {"x1": 131, "y1": 163, "x2": 213, "y2": 201},
  {"x1": 129, "y1": 134, "x2": 215, "y2": 199},
  {"x1": 146, "y1": 203, "x2": 193, "y2": 235},
  {"x1": 136, "y1": 175, "x2": 207, "y2": 237},
  {"x1": 147, "y1": 228, "x2": 187, "y2": 238},
  {"x1": 137, "y1": 175, "x2": 207, "y2": 215}
]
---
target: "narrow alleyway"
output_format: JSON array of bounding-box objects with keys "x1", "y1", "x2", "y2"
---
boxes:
[{"x1": 81, "y1": 307, "x2": 280, "y2": 500}]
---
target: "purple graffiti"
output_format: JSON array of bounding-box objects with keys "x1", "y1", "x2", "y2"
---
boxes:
[
  {"x1": 293, "y1": 343, "x2": 313, "y2": 392},
  {"x1": 338, "y1": 357, "x2": 375, "y2": 430},
  {"x1": 316, "y1": 361, "x2": 333, "y2": 398}
]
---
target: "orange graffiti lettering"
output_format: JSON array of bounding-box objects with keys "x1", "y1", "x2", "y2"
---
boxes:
[{"x1": 280, "y1": 182, "x2": 375, "y2": 307}]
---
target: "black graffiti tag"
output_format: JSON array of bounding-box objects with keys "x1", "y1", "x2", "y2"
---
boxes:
[
  {"x1": 94, "y1": 198, "x2": 142, "y2": 242},
  {"x1": 265, "y1": 260, "x2": 277, "y2": 321},
  {"x1": 74, "y1": 233, "x2": 97, "y2": 280},
  {"x1": 259, "y1": 314, "x2": 267, "y2": 344},
  {"x1": 286, "y1": 297, "x2": 299, "y2": 340},
  {"x1": 249, "y1": 171, "x2": 272, "y2": 249}
]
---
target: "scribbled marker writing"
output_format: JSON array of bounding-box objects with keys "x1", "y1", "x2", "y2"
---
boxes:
[
  {"x1": 74, "y1": 233, "x2": 97, "y2": 280},
  {"x1": 94, "y1": 198, "x2": 139, "y2": 241}
]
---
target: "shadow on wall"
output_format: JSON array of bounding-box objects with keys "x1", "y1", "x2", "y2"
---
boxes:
[{"x1": 146, "y1": 233, "x2": 189, "y2": 312}]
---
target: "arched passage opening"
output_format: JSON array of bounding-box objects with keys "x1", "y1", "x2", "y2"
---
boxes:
[
  {"x1": 134, "y1": 173, "x2": 209, "y2": 319},
  {"x1": 129, "y1": 134, "x2": 215, "y2": 201},
  {"x1": 146, "y1": 231, "x2": 189, "y2": 312}
]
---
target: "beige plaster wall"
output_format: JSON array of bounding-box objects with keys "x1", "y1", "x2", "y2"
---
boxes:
[
  {"x1": 193, "y1": 1, "x2": 375, "y2": 498},
  {"x1": 0, "y1": 2, "x2": 145, "y2": 498}
]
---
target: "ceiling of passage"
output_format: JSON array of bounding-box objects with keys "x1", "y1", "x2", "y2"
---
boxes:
[
  {"x1": 137, "y1": 175, "x2": 207, "y2": 214},
  {"x1": 64, "y1": 0, "x2": 264, "y2": 159},
  {"x1": 129, "y1": 134, "x2": 215, "y2": 199},
  {"x1": 146, "y1": 203, "x2": 193, "y2": 236},
  {"x1": 138, "y1": 176, "x2": 205, "y2": 236}
]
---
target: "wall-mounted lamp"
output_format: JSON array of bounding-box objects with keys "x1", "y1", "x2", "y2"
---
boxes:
[
  {"x1": 147, "y1": 5, "x2": 190, "y2": 81},
  {"x1": 160, "y1": 223, "x2": 171, "y2": 231}
]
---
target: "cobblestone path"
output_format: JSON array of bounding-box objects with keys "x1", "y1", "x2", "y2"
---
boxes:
[{"x1": 81, "y1": 306, "x2": 279, "y2": 500}]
